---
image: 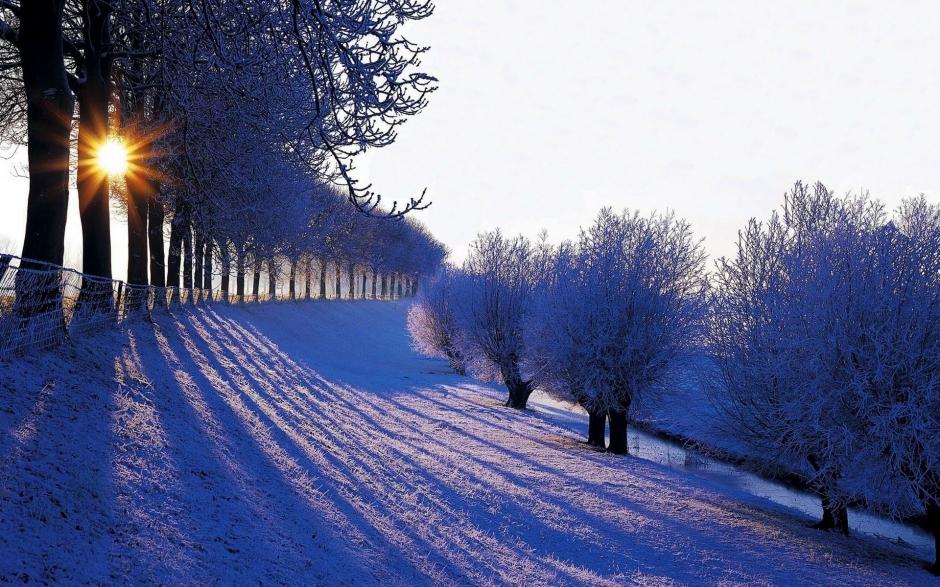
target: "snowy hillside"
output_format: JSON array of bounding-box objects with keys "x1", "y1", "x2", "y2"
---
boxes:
[{"x1": 0, "y1": 301, "x2": 933, "y2": 585}]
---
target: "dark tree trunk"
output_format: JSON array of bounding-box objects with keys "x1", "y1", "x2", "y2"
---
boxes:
[
  {"x1": 125, "y1": 160, "x2": 149, "y2": 310},
  {"x1": 505, "y1": 380, "x2": 532, "y2": 409},
  {"x1": 125, "y1": 69, "x2": 150, "y2": 303},
  {"x1": 807, "y1": 455, "x2": 849, "y2": 535},
  {"x1": 926, "y1": 500, "x2": 940, "y2": 575},
  {"x1": 236, "y1": 249, "x2": 245, "y2": 302},
  {"x1": 166, "y1": 213, "x2": 183, "y2": 303},
  {"x1": 397, "y1": 274, "x2": 404, "y2": 298},
  {"x1": 252, "y1": 257, "x2": 261, "y2": 299},
  {"x1": 219, "y1": 243, "x2": 230, "y2": 302},
  {"x1": 182, "y1": 223, "x2": 193, "y2": 290},
  {"x1": 361, "y1": 272, "x2": 367, "y2": 300},
  {"x1": 586, "y1": 405, "x2": 607, "y2": 449},
  {"x1": 148, "y1": 193, "x2": 165, "y2": 288},
  {"x1": 166, "y1": 212, "x2": 185, "y2": 287},
  {"x1": 18, "y1": 0, "x2": 74, "y2": 273},
  {"x1": 502, "y1": 361, "x2": 532, "y2": 409},
  {"x1": 607, "y1": 410, "x2": 629, "y2": 455},
  {"x1": 813, "y1": 496, "x2": 849, "y2": 535},
  {"x1": 193, "y1": 233, "x2": 204, "y2": 292},
  {"x1": 444, "y1": 348, "x2": 467, "y2": 376},
  {"x1": 203, "y1": 241, "x2": 213, "y2": 292},
  {"x1": 347, "y1": 264, "x2": 355, "y2": 299},
  {"x1": 381, "y1": 273, "x2": 387, "y2": 299},
  {"x1": 371, "y1": 270, "x2": 378, "y2": 299},
  {"x1": 125, "y1": 179, "x2": 149, "y2": 285},
  {"x1": 319, "y1": 260, "x2": 327, "y2": 299},
  {"x1": 75, "y1": 0, "x2": 113, "y2": 282},
  {"x1": 268, "y1": 258, "x2": 277, "y2": 298},
  {"x1": 289, "y1": 259, "x2": 296, "y2": 300},
  {"x1": 334, "y1": 263, "x2": 341, "y2": 299},
  {"x1": 304, "y1": 258, "x2": 311, "y2": 299}
]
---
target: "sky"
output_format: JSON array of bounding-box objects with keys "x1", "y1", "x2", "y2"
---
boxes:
[{"x1": 3, "y1": 1, "x2": 940, "y2": 276}]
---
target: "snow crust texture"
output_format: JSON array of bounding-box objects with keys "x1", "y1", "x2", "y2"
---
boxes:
[{"x1": 0, "y1": 301, "x2": 932, "y2": 585}]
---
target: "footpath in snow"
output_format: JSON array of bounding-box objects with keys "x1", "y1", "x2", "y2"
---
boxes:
[{"x1": 0, "y1": 301, "x2": 934, "y2": 585}]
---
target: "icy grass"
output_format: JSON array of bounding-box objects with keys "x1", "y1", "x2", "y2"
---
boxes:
[{"x1": 0, "y1": 301, "x2": 932, "y2": 585}]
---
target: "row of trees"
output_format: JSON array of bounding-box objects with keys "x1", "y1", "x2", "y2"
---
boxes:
[
  {"x1": 409, "y1": 183, "x2": 940, "y2": 573},
  {"x1": 0, "y1": 0, "x2": 438, "y2": 310}
]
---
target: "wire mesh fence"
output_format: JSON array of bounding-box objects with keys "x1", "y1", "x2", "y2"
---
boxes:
[{"x1": 0, "y1": 255, "x2": 415, "y2": 356}]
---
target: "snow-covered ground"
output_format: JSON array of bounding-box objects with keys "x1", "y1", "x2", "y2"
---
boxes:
[{"x1": 0, "y1": 301, "x2": 934, "y2": 585}]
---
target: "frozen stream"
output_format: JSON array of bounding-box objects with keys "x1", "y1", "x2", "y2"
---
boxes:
[{"x1": 529, "y1": 391, "x2": 934, "y2": 564}]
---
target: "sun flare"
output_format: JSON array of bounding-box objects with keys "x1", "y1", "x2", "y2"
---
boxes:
[{"x1": 96, "y1": 138, "x2": 128, "y2": 176}]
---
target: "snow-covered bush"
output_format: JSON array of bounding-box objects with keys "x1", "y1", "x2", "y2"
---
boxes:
[
  {"x1": 452, "y1": 231, "x2": 542, "y2": 409},
  {"x1": 846, "y1": 197, "x2": 940, "y2": 572},
  {"x1": 407, "y1": 267, "x2": 467, "y2": 375},
  {"x1": 709, "y1": 182, "x2": 894, "y2": 533},
  {"x1": 527, "y1": 208, "x2": 707, "y2": 453}
]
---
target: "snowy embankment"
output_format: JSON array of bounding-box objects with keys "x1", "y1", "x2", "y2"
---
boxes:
[{"x1": 0, "y1": 302, "x2": 933, "y2": 585}]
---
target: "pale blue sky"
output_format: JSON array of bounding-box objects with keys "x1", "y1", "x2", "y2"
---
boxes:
[{"x1": 3, "y1": 1, "x2": 940, "y2": 277}]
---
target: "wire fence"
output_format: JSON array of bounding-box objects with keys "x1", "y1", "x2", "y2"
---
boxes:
[{"x1": 0, "y1": 254, "x2": 413, "y2": 356}]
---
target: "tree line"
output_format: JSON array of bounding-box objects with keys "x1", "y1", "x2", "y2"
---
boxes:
[
  {"x1": 0, "y1": 0, "x2": 437, "y2": 311},
  {"x1": 409, "y1": 182, "x2": 940, "y2": 574}
]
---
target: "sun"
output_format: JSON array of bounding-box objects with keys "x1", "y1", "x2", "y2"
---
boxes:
[{"x1": 96, "y1": 138, "x2": 128, "y2": 176}]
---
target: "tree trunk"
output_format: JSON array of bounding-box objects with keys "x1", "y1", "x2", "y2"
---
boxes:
[
  {"x1": 397, "y1": 274, "x2": 403, "y2": 298},
  {"x1": 319, "y1": 260, "x2": 327, "y2": 299},
  {"x1": 502, "y1": 361, "x2": 532, "y2": 409},
  {"x1": 252, "y1": 257, "x2": 261, "y2": 300},
  {"x1": 125, "y1": 160, "x2": 149, "y2": 310},
  {"x1": 813, "y1": 496, "x2": 849, "y2": 535},
  {"x1": 807, "y1": 455, "x2": 849, "y2": 534},
  {"x1": 182, "y1": 223, "x2": 193, "y2": 290},
  {"x1": 18, "y1": 0, "x2": 74, "y2": 273},
  {"x1": 268, "y1": 258, "x2": 277, "y2": 298},
  {"x1": 607, "y1": 410, "x2": 629, "y2": 455},
  {"x1": 220, "y1": 243, "x2": 230, "y2": 302},
  {"x1": 381, "y1": 273, "x2": 387, "y2": 299},
  {"x1": 927, "y1": 500, "x2": 940, "y2": 575},
  {"x1": 193, "y1": 233, "x2": 204, "y2": 292},
  {"x1": 334, "y1": 263, "x2": 341, "y2": 299},
  {"x1": 74, "y1": 39, "x2": 114, "y2": 312},
  {"x1": 166, "y1": 212, "x2": 184, "y2": 300},
  {"x1": 372, "y1": 270, "x2": 378, "y2": 299},
  {"x1": 444, "y1": 348, "x2": 467, "y2": 376},
  {"x1": 347, "y1": 264, "x2": 355, "y2": 299},
  {"x1": 361, "y1": 272, "x2": 367, "y2": 300},
  {"x1": 148, "y1": 193, "x2": 165, "y2": 288},
  {"x1": 289, "y1": 259, "x2": 296, "y2": 300},
  {"x1": 505, "y1": 380, "x2": 532, "y2": 409},
  {"x1": 203, "y1": 241, "x2": 213, "y2": 292},
  {"x1": 304, "y1": 258, "x2": 311, "y2": 299},
  {"x1": 125, "y1": 179, "x2": 149, "y2": 285},
  {"x1": 75, "y1": 0, "x2": 113, "y2": 282},
  {"x1": 586, "y1": 406, "x2": 607, "y2": 449},
  {"x1": 236, "y1": 249, "x2": 245, "y2": 302}
]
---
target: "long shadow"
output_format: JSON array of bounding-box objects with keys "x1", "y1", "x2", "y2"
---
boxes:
[
  {"x1": 193, "y1": 310, "x2": 903, "y2": 584},
  {"x1": 190, "y1": 312, "x2": 584, "y2": 584},
  {"x1": 0, "y1": 331, "x2": 122, "y2": 583},
  {"x1": 130, "y1": 319, "x2": 377, "y2": 583},
  {"x1": 206, "y1": 304, "x2": 929, "y2": 583},
  {"x1": 171, "y1": 312, "x2": 457, "y2": 584},
  {"x1": 153, "y1": 313, "x2": 399, "y2": 584},
  {"x1": 193, "y1": 311, "x2": 614, "y2": 583}
]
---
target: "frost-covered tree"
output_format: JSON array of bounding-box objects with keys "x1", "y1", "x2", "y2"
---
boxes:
[
  {"x1": 408, "y1": 267, "x2": 467, "y2": 375},
  {"x1": 839, "y1": 197, "x2": 940, "y2": 572},
  {"x1": 527, "y1": 208, "x2": 707, "y2": 454},
  {"x1": 453, "y1": 231, "x2": 540, "y2": 409},
  {"x1": 709, "y1": 182, "x2": 889, "y2": 533}
]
